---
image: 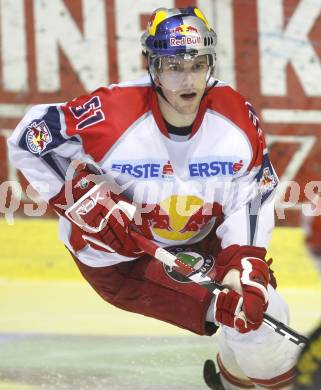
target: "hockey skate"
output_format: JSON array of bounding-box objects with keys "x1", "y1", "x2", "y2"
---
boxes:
[{"x1": 203, "y1": 359, "x2": 225, "y2": 390}]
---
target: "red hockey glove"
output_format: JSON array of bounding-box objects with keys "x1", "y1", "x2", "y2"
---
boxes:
[
  {"x1": 213, "y1": 245, "x2": 270, "y2": 333},
  {"x1": 49, "y1": 167, "x2": 151, "y2": 257},
  {"x1": 214, "y1": 289, "x2": 244, "y2": 329}
]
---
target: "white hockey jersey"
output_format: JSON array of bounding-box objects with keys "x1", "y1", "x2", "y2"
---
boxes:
[{"x1": 8, "y1": 76, "x2": 278, "y2": 267}]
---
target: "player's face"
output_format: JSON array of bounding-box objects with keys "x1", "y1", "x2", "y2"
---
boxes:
[{"x1": 157, "y1": 55, "x2": 209, "y2": 115}]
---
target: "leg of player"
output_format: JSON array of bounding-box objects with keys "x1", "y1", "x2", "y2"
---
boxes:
[
  {"x1": 131, "y1": 234, "x2": 302, "y2": 389},
  {"x1": 213, "y1": 286, "x2": 299, "y2": 389}
]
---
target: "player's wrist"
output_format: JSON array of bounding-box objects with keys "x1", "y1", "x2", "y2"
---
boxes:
[
  {"x1": 49, "y1": 167, "x2": 100, "y2": 215},
  {"x1": 213, "y1": 244, "x2": 268, "y2": 282}
]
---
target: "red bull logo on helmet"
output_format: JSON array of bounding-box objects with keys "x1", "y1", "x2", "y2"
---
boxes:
[
  {"x1": 171, "y1": 26, "x2": 184, "y2": 34},
  {"x1": 26, "y1": 120, "x2": 52, "y2": 154},
  {"x1": 170, "y1": 24, "x2": 199, "y2": 36},
  {"x1": 169, "y1": 24, "x2": 201, "y2": 47},
  {"x1": 186, "y1": 26, "x2": 198, "y2": 33},
  {"x1": 170, "y1": 36, "x2": 201, "y2": 47}
]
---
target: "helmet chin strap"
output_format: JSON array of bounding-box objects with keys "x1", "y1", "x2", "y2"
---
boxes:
[{"x1": 148, "y1": 69, "x2": 174, "y2": 107}]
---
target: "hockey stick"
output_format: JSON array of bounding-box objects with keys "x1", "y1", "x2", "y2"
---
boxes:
[
  {"x1": 62, "y1": 173, "x2": 307, "y2": 347},
  {"x1": 130, "y1": 230, "x2": 308, "y2": 347}
]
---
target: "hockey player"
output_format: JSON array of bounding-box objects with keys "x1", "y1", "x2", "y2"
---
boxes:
[{"x1": 8, "y1": 6, "x2": 300, "y2": 389}]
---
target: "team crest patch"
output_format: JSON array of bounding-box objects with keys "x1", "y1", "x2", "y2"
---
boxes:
[
  {"x1": 259, "y1": 167, "x2": 277, "y2": 195},
  {"x1": 163, "y1": 246, "x2": 214, "y2": 284},
  {"x1": 26, "y1": 121, "x2": 52, "y2": 154}
]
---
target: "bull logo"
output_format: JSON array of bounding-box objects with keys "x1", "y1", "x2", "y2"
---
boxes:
[
  {"x1": 143, "y1": 195, "x2": 220, "y2": 241},
  {"x1": 259, "y1": 167, "x2": 276, "y2": 194},
  {"x1": 170, "y1": 24, "x2": 199, "y2": 36},
  {"x1": 26, "y1": 121, "x2": 52, "y2": 154}
]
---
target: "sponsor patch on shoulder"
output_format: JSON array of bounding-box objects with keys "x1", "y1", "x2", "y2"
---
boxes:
[{"x1": 25, "y1": 121, "x2": 52, "y2": 154}]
